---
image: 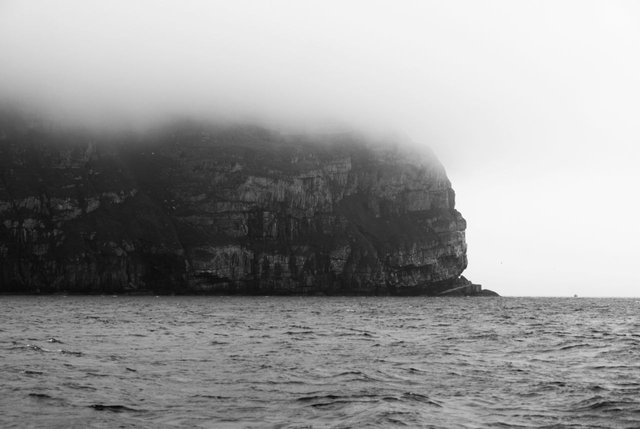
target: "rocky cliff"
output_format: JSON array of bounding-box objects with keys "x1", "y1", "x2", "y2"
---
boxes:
[{"x1": 0, "y1": 113, "x2": 478, "y2": 295}]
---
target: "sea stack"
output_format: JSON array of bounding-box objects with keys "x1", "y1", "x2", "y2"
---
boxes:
[{"x1": 0, "y1": 113, "x2": 486, "y2": 295}]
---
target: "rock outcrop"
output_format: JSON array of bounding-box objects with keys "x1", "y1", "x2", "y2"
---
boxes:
[{"x1": 0, "y1": 112, "x2": 482, "y2": 295}]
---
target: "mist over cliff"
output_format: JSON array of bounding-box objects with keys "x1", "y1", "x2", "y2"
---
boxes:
[
  {"x1": 4, "y1": 1, "x2": 638, "y2": 296},
  {"x1": 0, "y1": 109, "x2": 486, "y2": 295}
]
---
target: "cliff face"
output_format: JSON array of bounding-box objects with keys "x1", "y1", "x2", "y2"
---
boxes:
[{"x1": 0, "y1": 117, "x2": 470, "y2": 294}]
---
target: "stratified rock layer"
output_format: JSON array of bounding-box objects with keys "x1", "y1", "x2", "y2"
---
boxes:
[{"x1": 0, "y1": 117, "x2": 470, "y2": 294}]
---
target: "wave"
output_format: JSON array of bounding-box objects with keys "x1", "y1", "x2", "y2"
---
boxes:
[{"x1": 90, "y1": 404, "x2": 144, "y2": 413}]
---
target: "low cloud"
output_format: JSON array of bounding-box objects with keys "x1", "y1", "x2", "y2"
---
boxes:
[{"x1": 2, "y1": 0, "x2": 640, "y2": 295}]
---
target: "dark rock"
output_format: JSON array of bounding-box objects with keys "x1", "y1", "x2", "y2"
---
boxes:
[
  {"x1": 0, "y1": 112, "x2": 486, "y2": 295},
  {"x1": 478, "y1": 289, "x2": 500, "y2": 297}
]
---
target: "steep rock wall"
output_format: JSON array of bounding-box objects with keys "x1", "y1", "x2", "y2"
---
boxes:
[{"x1": 0, "y1": 119, "x2": 470, "y2": 294}]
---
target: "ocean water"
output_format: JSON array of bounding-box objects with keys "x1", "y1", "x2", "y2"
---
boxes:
[{"x1": 1, "y1": 296, "x2": 639, "y2": 428}]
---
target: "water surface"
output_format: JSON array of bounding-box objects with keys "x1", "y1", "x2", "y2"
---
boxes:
[{"x1": 1, "y1": 296, "x2": 639, "y2": 428}]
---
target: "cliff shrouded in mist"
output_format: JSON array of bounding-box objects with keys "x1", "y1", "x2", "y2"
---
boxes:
[{"x1": 0, "y1": 111, "x2": 486, "y2": 295}]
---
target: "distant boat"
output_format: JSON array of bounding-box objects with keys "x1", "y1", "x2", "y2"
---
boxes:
[{"x1": 573, "y1": 294, "x2": 578, "y2": 298}]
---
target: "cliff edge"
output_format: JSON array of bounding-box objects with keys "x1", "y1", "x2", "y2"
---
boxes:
[{"x1": 0, "y1": 114, "x2": 487, "y2": 295}]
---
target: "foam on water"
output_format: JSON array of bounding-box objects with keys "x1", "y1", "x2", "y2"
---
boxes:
[{"x1": 1, "y1": 296, "x2": 639, "y2": 428}]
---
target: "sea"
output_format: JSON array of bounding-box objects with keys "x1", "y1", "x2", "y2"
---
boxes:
[{"x1": 1, "y1": 296, "x2": 639, "y2": 428}]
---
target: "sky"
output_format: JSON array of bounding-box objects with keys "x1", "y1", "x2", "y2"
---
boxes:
[{"x1": 1, "y1": 0, "x2": 639, "y2": 296}]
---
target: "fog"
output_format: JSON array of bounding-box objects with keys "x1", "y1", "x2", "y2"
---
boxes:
[{"x1": 2, "y1": 0, "x2": 639, "y2": 296}]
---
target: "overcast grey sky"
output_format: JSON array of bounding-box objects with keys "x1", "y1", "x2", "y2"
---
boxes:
[{"x1": 1, "y1": 0, "x2": 639, "y2": 296}]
